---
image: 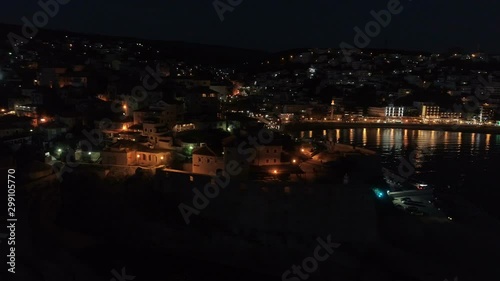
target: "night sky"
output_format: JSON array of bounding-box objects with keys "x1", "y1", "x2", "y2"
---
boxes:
[{"x1": 2, "y1": 0, "x2": 500, "y2": 53}]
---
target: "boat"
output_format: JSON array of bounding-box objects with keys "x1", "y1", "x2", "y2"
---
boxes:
[{"x1": 382, "y1": 167, "x2": 434, "y2": 194}]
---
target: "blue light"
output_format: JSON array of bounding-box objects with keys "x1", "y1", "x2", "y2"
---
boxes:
[{"x1": 372, "y1": 188, "x2": 385, "y2": 199}]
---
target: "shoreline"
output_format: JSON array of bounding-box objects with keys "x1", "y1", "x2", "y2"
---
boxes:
[{"x1": 283, "y1": 122, "x2": 500, "y2": 134}]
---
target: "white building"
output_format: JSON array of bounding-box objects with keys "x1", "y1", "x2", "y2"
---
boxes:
[{"x1": 385, "y1": 106, "x2": 405, "y2": 117}]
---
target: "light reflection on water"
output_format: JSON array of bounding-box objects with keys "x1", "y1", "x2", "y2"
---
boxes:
[{"x1": 293, "y1": 128, "x2": 500, "y2": 188}]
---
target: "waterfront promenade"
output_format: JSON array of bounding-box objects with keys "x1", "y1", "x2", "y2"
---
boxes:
[{"x1": 284, "y1": 121, "x2": 500, "y2": 134}]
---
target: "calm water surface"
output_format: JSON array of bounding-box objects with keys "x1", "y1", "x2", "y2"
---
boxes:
[{"x1": 292, "y1": 128, "x2": 500, "y2": 217}]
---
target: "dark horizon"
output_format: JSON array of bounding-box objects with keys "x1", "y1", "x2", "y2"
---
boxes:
[
  {"x1": 1, "y1": 0, "x2": 500, "y2": 53},
  {"x1": 0, "y1": 21, "x2": 495, "y2": 56}
]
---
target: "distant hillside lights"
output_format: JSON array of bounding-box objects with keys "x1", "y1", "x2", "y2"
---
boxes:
[{"x1": 7, "y1": 0, "x2": 72, "y2": 53}]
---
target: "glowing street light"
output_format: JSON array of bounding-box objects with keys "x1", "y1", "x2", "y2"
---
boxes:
[
  {"x1": 292, "y1": 159, "x2": 297, "y2": 164},
  {"x1": 273, "y1": 170, "x2": 278, "y2": 174}
]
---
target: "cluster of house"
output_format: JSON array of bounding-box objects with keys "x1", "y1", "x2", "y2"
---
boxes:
[
  {"x1": 190, "y1": 137, "x2": 286, "y2": 178},
  {"x1": 238, "y1": 48, "x2": 500, "y2": 124},
  {"x1": 86, "y1": 123, "x2": 290, "y2": 179}
]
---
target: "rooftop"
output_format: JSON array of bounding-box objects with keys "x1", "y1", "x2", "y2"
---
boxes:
[
  {"x1": 192, "y1": 145, "x2": 223, "y2": 157},
  {"x1": 105, "y1": 140, "x2": 170, "y2": 153}
]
